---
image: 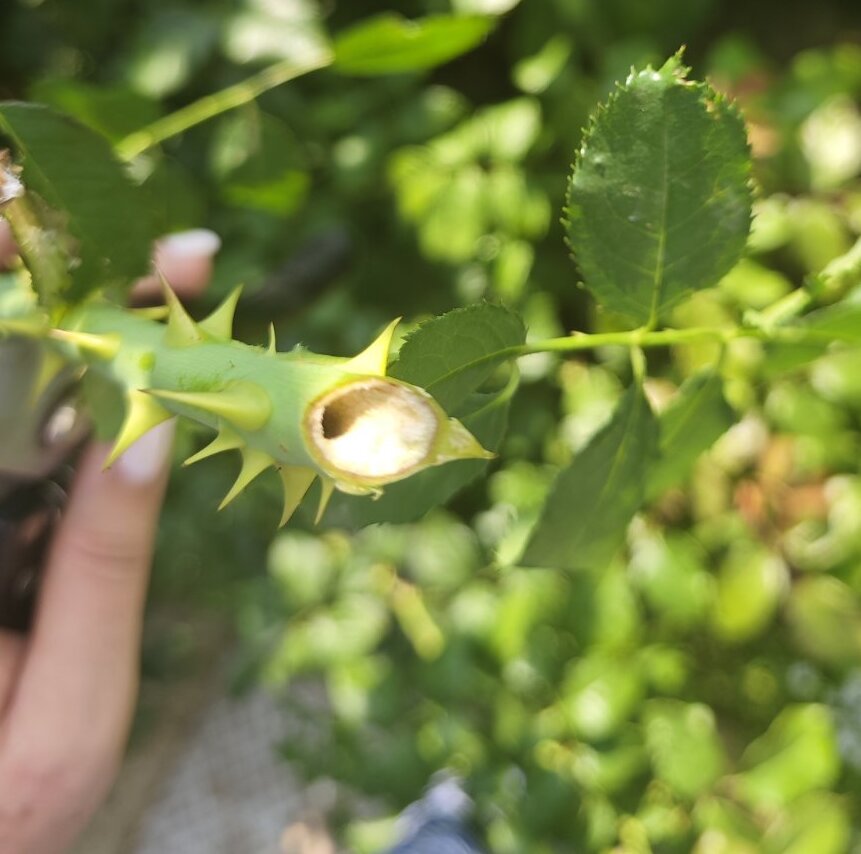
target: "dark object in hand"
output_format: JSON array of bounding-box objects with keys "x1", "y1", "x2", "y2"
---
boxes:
[
  {"x1": 0, "y1": 337, "x2": 88, "y2": 633},
  {"x1": 0, "y1": 468, "x2": 71, "y2": 632}
]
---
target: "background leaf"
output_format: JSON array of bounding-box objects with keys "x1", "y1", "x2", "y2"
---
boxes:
[
  {"x1": 222, "y1": 0, "x2": 329, "y2": 66},
  {"x1": 711, "y1": 543, "x2": 786, "y2": 642},
  {"x1": 647, "y1": 369, "x2": 736, "y2": 498},
  {"x1": 566, "y1": 54, "x2": 752, "y2": 324},
  {"x1": 520, "y1": 384, "x2": 659, "y2": 571},
  {"x1": 27, "y1": 80, "x2": 159, "y2": 143},
  {"x1": 786, "y1": 576, "x2": 861, "y2": 666},
  {"x1": 0, "y1": 102, "x2": 156, "y2": 302},
  {"x1": 797, "y1": 299, "x2": 861, "y2": 342},
  {"x1": 122, "y1": 7, "x2": 219, "y2": 98},
  {"x1": 210, "y1": 110, "x2": 309, "y2": 216},
  {"x1": 735, "y1": 705, "x2": 840, "y2": 809},
  {"x1": 762, "y1": 793, "x2": 850, "y2": 854},
  {"x1": 564, "y1": 655, "x2": 645, "y2": 740},
  {"x1": 333, "y1": 14, "x2": 493, "y2": 76},
  {"x1": 643, "y1": 700, "x2": 726, "y2": 800}
]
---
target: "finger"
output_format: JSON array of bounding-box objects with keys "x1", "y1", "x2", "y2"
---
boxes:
[
  {"x1": 0, "y1": 629, "x2": 24, "y2": 716},
  {"x1": 0, "y1": 422, "x2": 174, "y2": 800},
  {"x1": 0, "y1": 223, "x2": 221, "y2": 297},
  {"x1": 131, "y1": 228, "x2": 221, "y2": 303}
]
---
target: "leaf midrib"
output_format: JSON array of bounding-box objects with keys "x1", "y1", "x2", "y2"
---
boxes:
[
  {"x1": 647, "y1": 111, "x2": 670, "y2": 326},
  {"x1": 523, "y1": 386, "x2": 650, "y2": 566},
  {"x1": 662, "y1": 374, "x2": 718, "y2": 451},
  {"x1": 578, "y1": 388, "x2": 647, "y2": 552}
]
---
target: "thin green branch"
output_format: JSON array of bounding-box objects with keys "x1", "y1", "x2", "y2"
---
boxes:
[
  {"x1": 115, "y1": 51, "x2": 334, "y2": 161},
  {"x1": 418, "y1": 322, "x2": 834, "y2": 393},
  {"x1": 746, "y1": 287, "x2": 813, "y2": 330},
  {"x1": 517, "y1": 322, "x2": 840, "y2": 357},
  {"x1": 518, "y1": 325, "x2": 741, "y2": 355},
  {"x1": 630, "y1": 345, "x2": 647, "y2": 381}
]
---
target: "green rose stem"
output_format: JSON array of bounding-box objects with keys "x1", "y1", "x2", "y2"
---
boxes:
[
  {"x1": 517, "y1": 323, "x2": 808, "y2": 354},
  {"x1": 21, "y1": 288, "x2": 492, "y2": 525},
  {"x1": 457, "y1": 319, "x2": 836, "y2": 363},
  {"x1": 0, "y1": 284, "x2": 842, "y2": 525}
]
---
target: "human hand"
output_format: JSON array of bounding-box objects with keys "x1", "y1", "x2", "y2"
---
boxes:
[
  {"x1": 0, "y1": 221, "x2": 220, "y2": 304},
  {"x1": 0, "y1": 426, "x2": 174, "y2": 854},
  {"x1": 0, "y1": 228, "x2": 219, "y2": 853}
]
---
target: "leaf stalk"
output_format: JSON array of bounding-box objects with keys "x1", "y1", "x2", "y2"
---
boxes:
[
  {"x1": 517, "y1": 322, "x2": 839, "y2": 357},
  {"x1": 115, "y1": 51, "x2": 333, "y2": 161}
]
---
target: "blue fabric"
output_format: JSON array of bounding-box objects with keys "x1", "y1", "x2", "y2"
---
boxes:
[{"x1": 384, "y1": 817, "x2": 485, "y2": 854}]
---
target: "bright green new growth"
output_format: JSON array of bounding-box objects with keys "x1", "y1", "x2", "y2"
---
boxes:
[
  {"x1": 8, "y1": 288, "x2": 493, "y2": 526},
  {"x1": 566, "y1": 52, "x2": 753, "y2": 325}
]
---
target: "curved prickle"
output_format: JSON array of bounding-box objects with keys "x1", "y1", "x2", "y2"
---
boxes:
[
  {"x1": 147, "y1": 383, "x2": 272, "y2": 431},
  {"x1": 278, "y1": 466, "x2": 317, "y2": 527},
  {"x1": 218, "y1": 447, "x2": 273, "y2": 510},
  {"x1": 199, "y1": 285, "x2": 243, "y2": 340},
  {"x1": 9, "y1": 286, "x2": 493, "y2": 525},
  {"x1": 182, "y1": 425, "x2": 243, "y2": 467},
  {"x1": 104, "y1": 390, "x2": 172, "y2": 467}
]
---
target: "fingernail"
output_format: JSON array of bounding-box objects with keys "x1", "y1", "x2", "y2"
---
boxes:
[
  {"x1": 158, "y1": 229, "x2": 221, "y2": 261},
  {"x1": 115, "y1": 420, "x2": 176, "y2": 485}
]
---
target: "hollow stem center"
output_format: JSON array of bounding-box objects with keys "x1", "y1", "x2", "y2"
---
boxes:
[{"x1": 309, "y1": 380, "x2": 438, "y2": 480}]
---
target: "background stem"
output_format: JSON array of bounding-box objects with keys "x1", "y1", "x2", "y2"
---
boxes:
[
  {"x1": 517, "y1": 322, "x2": 835, "y2": 357},
  {"x1": 115, "y1": 52, "x2": 333, "y2": 161}
]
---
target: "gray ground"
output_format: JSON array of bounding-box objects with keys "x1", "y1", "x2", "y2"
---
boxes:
[
  {"x1": 133, "y1": 688, "x2": 304, "y2": 854},
  {"x1": 72, "y1": 615, "x2": 319, "y2": 854}
]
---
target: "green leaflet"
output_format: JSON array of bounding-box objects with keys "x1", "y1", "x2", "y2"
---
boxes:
[
  {"x1": 520, "y1": 384, "x2": 659, "y2": 571},
  {"x1": 0, "y1": 102, "x2": 156, "y2": 303},
  {"x1": 389, "y1": 302, "x2": 526, "y2": 411},
  {"x1": 566, "y1": 53, "x2": 752, "y2": 325},
  {"x1": 332, "y1": 14, "x2": 493, "y2": 76},
  {"x1": 647, "y1": 369, "x2": 735, "y2": 499}
]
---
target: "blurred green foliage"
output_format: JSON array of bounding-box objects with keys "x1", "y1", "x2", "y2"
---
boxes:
[{"x1": 4, "y1": 0, "x2": 861, "y2": 851}]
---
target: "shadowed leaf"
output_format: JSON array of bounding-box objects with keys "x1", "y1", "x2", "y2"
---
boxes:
[
  {"x1": 389, "y1": 302, "x2": 525, "y2": 411},
  {"x1": 333, "y1": 14, "x2": 493, "y2": 76},
  {"x1": 521, "y1": 384, "x2": 659, "y2": 571},
  {"x1": 648, "y1": 369, "x2": 735, "y2": 498},
  {"x1": 0, "y1": 102, "x2": 156, "y2": 302}
]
